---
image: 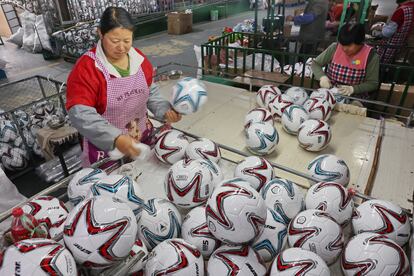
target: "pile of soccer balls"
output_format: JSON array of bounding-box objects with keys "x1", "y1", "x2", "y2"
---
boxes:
[
  {"x1": 248, "y1": 84, "x2": 345, "y2": 153},
  {"x1": 0, "y1": 101, "x2": 66, "y2": 171}
]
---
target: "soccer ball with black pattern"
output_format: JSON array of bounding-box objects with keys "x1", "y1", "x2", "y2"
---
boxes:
[
  {"x1": 13, "y1": 109, "x2": 31, "y2": 129},
  {"x1": 63, "y1": 196, "x2": 137, "y2": 268},
  {"x1": 0, "y1": 238, "x2": 77, "y2": 275},
  {"x1": 145, "y1": 238, "x2": 204, "y2": 276},
  {"x1": 1, "y1": 146, "x2": 29, "y2": 171}
]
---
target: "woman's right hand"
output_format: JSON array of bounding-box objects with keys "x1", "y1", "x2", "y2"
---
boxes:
[{"x1": 114, "y1": 134, "x2": 141, "y2": 158}]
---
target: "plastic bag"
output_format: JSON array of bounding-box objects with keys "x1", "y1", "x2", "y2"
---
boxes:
[
  {"x1": 21, "y1": 11, "x2": 36, "y2": 52},
  {"x1": 33, "y1": 15, "x2": 52, "y2": 52},
  {"x1": 7, "y1": 27, "x2": 24, "y2": 47}
]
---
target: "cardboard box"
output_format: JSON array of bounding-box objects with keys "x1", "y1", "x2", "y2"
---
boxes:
[
  {"x1": 376, "y1": 83, "x2": 414, "y2": 117},
  {"x1": 167, "y1": 12, "x2": 192, "y2": 35}
]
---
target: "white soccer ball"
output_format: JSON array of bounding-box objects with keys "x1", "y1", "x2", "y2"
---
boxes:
[
  {"x1": 256, "y1": 84, "x2": 282, "y2": 107},
  {"x1": 244, "y1": 107, "x2": 274, "y2": 129},
  {"x1": 307, "y1": 154, "x2": 350, "y2": 186},
  {"x1": 0, "y1": 238, "x2": 77, "y2": 275},
  {"x1": 245, "y1": 122, "x2": 279, "y2": 155},
  {"x1": 1, "y1": 146, "x2": 29, "y2": 171},
  {"x1": 252, "y1": 209, "x2": 287, "y2": 262},
  {"x1": 284, "y1": 87, "x2": 308, "y2": 105},
  {"x1": 303, "y1": 98, "x2": 332, "y2": 121},
  {"x1": 67, "y1": 168, "x2": 107, "y2": 206},
  {"x1": 206, "y1": 181, "x2": 267, "y2": 244},
  {"x1": 137, "y1": 198, "x2": 182, "y2": 250},
  {"x1": 288, "y1": 209, "x2": 344, "y2": 265},
  {"x1": 342, "y1": 233, "x2": 410, "y2": 276},
  {"x1": 154, "y1": 129, "x2": 189, "y2": 164},
  {"x1": 216, "y1": 177, "x2": 252, "y2": 188},
  {"x1": 330, "y1": 87, "x2": 346, "y2": 104},
  {"x1": 234, "y1": 156, "x2": 274, "y2": 191},
  {"x1": 22, "y1": 196, "x2": 69, "y2": 239},
  {"x1": 298, "y1": 119, "x2": 332, "y2": 152},
  {"x1": 14, "y1": 129, "x2": 35, "y2": 149},
  {"x1": 270, "y1": 247, "x2": 330, "y2": 276},
  {"x1": 281, "y1": 105, "x2": 309, "y2": 135},
  {"x1": 13, "y1": 110, "x2": 31, "y2": 129},
  {"x1": 88, "y1": 174, "x2": 145, "y2": 216},
  {"x1": 145, "y1": 238, "x2": 204, "y2": 275},
  {"x1": 310, "y1": 88, "x2": 337, "y2": 108},
  {"x1": 164, "y1": 159, "x2": 213, "y2": 209},
  {"x1": 352, "y1": 199, "x2": 411, "y2": 246},
  {"x1": 268, "y1": 94, "x2": 294, "y2": 117},
  {"x1": 261, "y1": 178, "x2": 305, "y2": 224},
  {"x1": 185, "y1": 137, "x2": 221, "y2": 163},
  {"x1": 305, "y1": 182, "x2": 354, "y2": 225},
  {"x1": 198, "y1": 159, "x2": 224, "y2": 186},
  {"x1": 0, "y1": 120, "x2": 18, "y2": 143},
  {"x1": 181, "y1": 206, "x2": 221, "y2": 258},
  {"x1": 63, "y1": 196, "x2": 137, "y2": 268},
  {"x1": 127, "y1": 239, "x2": 149, "y2": 275},
  {"x1": 171, "y1": 77, "x2": 208, "y2": 115},
  {"x1": 370, "y1": 22, "x2": 386, "y2": 37},
  {"x1": 208, "y1": 245, "x2": 267, "y2": 276}
]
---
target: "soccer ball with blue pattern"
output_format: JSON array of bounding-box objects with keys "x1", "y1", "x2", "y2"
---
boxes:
[
  {"x1": 0, "y1": 120, "x2": 18, "y2": 143},
  {"x1": 137, "y1": 198, "x2": 182, "y2": 250},
  {"x1": 281, "y1": 105, "x2": 309, "y2": 135},
  {"x1": 171, "y1": 77, "x2": 208, "y2": 115},
  {"x1": 307, "y1": 154, "x2": 350, "y2": 186},
  {"x1": 284, "y1": 87, "x2": 308, "y2": 105},
  {"x1": 67, "y1": 168, "x2": 107, "y2": 206},
  {"x1": 13, "y1": 110, "x2": 31, "y2": 129},
  {"x1": 253, "y1": 209, "x2": 287, "y2": 262},
  {"x1": 245, "y1": 122, "x2": 279, "y2": 156}
]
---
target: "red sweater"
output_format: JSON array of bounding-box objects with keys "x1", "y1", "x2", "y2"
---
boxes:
[
  {"x1": 391, "y1": 2, "x2": 414, "y2": 31},
  {"x1": 66, "y1": 47, "x2": 153, "y2": 114}
]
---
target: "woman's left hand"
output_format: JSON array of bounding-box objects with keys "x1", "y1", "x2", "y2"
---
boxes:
[{"x1": 165, "y1": 109, "x2": 182, "y2": 123}]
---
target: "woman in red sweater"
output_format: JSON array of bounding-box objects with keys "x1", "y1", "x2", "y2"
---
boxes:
[{"x1": 66, "y1": 7, "x2": 181, "y2": 166}]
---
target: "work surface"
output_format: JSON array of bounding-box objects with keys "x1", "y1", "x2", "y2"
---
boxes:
[{"x1": 156, "y1": 79, "x2": 414, "y2": 210}]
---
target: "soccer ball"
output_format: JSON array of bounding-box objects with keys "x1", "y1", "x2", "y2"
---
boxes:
[
  {"x1": 261, "y1": 178, "x2": 305, "y2": 224},
  {"x1": 127, "y1": 239, "x2": 149, "y2": 275},
  {"x1": 303, "y1": 98, "x2": 332, "y2": 121},
  {"x1": 14, "y1": 129, "x2": 35, "y2": 149},
  {"x1": 1, "y1": 146, "x2": 29, "y2": 171},
  {"x1": 352, "y1": 199, "x2": 410, "y2": 246},
  {"x1": 284, "y1": 87, "x2": 308, "y2": 105},
  {"x1": 310, "y1": 88, "x2": 337, "y2": 108},
  {"x1": 234, "y1": 156, "x2": 274, "y2": 191},
  {"x1": 171, "y1": 77, "x2": 208, "y2": 115},
  {"x1": 270, "y1": 247, "x2": 330, "y2": 276},
  {"x1": 67, "y1": 168, "x2": 107, "y2": 206},
  {"x1": 244, "y1": 108, "x2": 274, "y2": 129},
  {"x1": 268, "y1": 94, "x2": 294, "y2": 117},
  {"x1": 252, "y1": 209, "x2": 287, "y2": 262},
  {"x1": 154, "y1": 129, "x2": 189, "y2": 164},
  {"x1": 216, "y1": 177, "x2": 252, "y2": 189},
  {"x1": 256, "y1": 84, "x2": 282, "y2": 107},
  {"x1": 342, "y1": 233, "x2": 410, "y2": 276},
  {"x1": 198, "y1": 159, "x2": 224, "y2": 186},
  {"x1": 13, "y1": 110, "x2": 31, "y2": 128},
  {"x1": 208, "y1": 245, "x2": 267, "y2": 275},
  {"x1": 206, "y1": 181, "x2": 267, "y2": 244},
  {"x1": 245, "y1": 122, "x2": 279, "y2": 155},
  {"x1": 288, "y1": 209, "x2": 344, "y2": 265},
  {"x1": 307, "y1": 154, "x2": 350, "y2": 186},
  {"x1": 370, "y1": 22, "x2": 386, "y2": 37},
  {"x1": 185, "y1": 137, "x2": 221, "y2": 163},
  {"x1": 330, "y1": 87, "x2": 346, "y2": 104},
  {"x1": 137, "y1": 198, "x2": 182, "y2": 250},
  {"x1": 305, "y1": 182, "x2": 354, "y2": 225},
  {"x1": 181, "y1": 206, "x2": 221, "y2": 258},
  {"x1": 88, "y1": 174, "x2": 145, "y2": 216},
  {"x1": 281, "y1": 105, "x2": 309, "y2": 135},
  {"x1": 145, "y1": 238, "x2": 204, "y2": 275},
  {"x1": 63, "y1": 196, "x2": 137, "y2": 268},
  {"x1": 22, "y1": 196, "x2": 69, "y2": 239},
  {"x1": 164, "y1": 159, "x2": 213, "y2": 209},
  {"x1": 0, "y1": 238, "x2": 77, "y2": 275},
  {"x1": 298, "y1": 119, "x2": 332, "y2": 152},
  {"x1": 0, "y1": 120, "x2": 18, "y2": 143}
]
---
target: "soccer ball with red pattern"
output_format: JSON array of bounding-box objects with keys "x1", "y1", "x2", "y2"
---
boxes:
[
  {"x1": 0, "y1": 238, "x2": 77, "y2": 275},
  {"x1": 234, "y1": 156, "x2": 274, "y2": 191},
  {"x1": 154, "y1": 130, "x2": 189, "y2": 164},
  {"x1": 268, "y1": 94, "x2": 294, "y2": 117},
  {"x1": 63, "y1": 196, "x2": 137, "y2": 268},
  {"x1": 145, "y1": 238, "x2": 204, "y2": 276},
  {"x1": 310, "y1": 88, "x2": 337, "y2": 108},
  {"x1": 244, "y1": 108, "x2": 274, "y2": 130},
  {"x1": 22, "y1": 196, "x2": 69, "y2": 239},
  {"x1": 256, "y1": 85, "x2": 282, "y2": 107},
  {"x1": 270, "y1": 247, "x2": 329, "y2": 276},
  {"x1": 185, "y1": 137, "x2": 221, "y2": 163},
  {"x1": 207, "y1": 245, "x2": 267, "y2": 275},
  {"x1": 288, "y1": 209, "x2": 344, "y2": 265},
  {"x1": 164, "y1": 159, "x2": 213, "y2": 209},
  {"x1": 127, "y1": 239, "x2": 149, "y2": 275},
  {"x1": 303, "y1": 98, "x2": 332, "y2": 121},
  {"x1": 342, "y1": 233, "x2": 409, "y2": 276},
  {"x1": 297, "y1": 119, "x2": 332, "y2": 152}
]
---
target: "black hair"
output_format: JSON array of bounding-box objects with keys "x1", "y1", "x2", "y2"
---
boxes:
[
  {"x1": 338, "y1": 23, "x2": 366, "y2": 46},
  {"x1": 100, "y1": 7, "x2": 134, "y2": 35}
]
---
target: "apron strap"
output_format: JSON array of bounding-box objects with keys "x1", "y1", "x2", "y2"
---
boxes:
[{"x1": 84, "y1": 51, "x2": 112, "y2": 82}]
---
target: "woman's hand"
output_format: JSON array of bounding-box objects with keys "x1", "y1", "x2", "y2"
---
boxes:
[
  {"x1": 114, "y1": 134, "x2": 141, "y2": 158},
  {"x1": 164, "y1": 109, "x2": 182, "y2": 123}
]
